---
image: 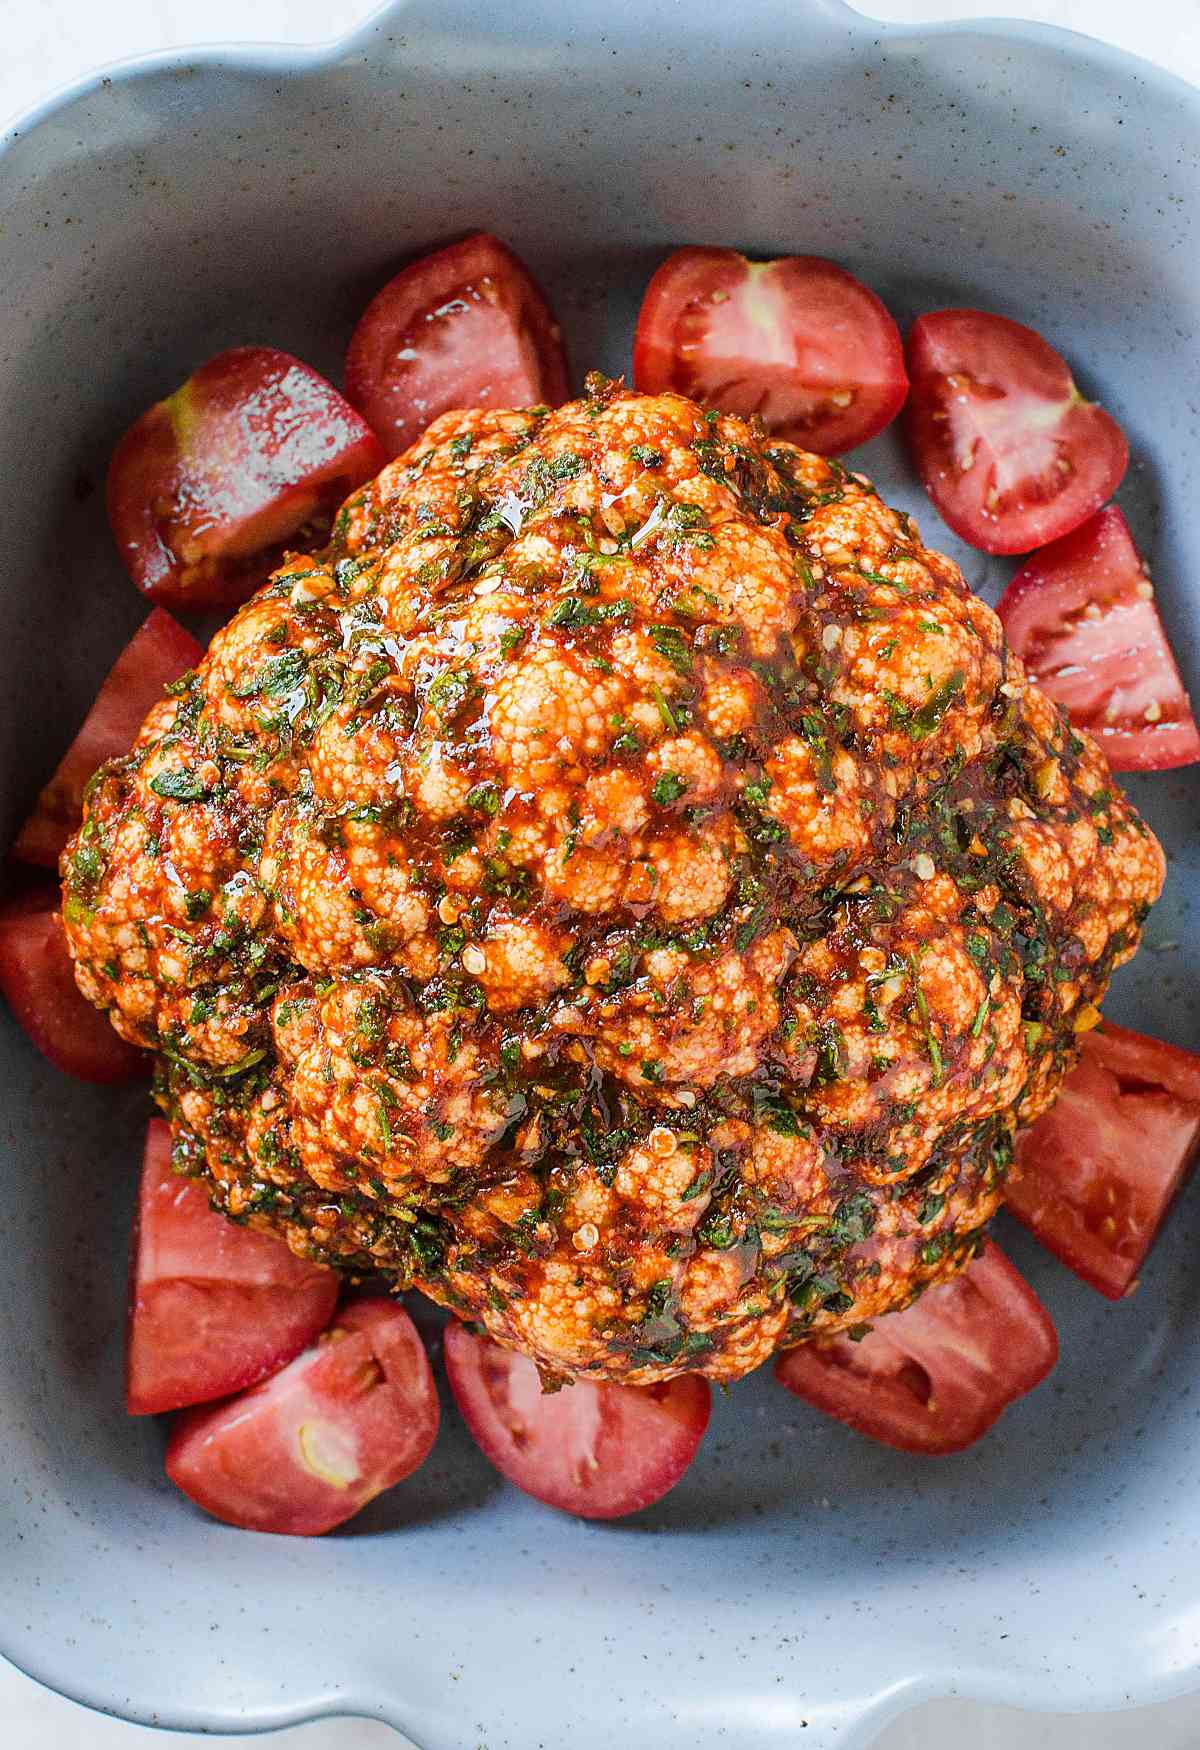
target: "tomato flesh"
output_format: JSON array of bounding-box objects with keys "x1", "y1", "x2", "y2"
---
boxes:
[
  {"x1": 127, "y1": 1119, "x2": 339, "y2": 1414},
  {"x1": 12, "y1": 608, "x2": 202, "y2": 868},
  {"x1": 1007, "y1": 1023, "x2": 1200, "y2": 1299},
  {"x1": 0, "y1": 883, "x2": 144, "y2": 1083},
  {"x1": 165, "y1": 1298, "x2": 439, "y2": 1534},
  {"x1": 633, "y1": 247, "x2": 907, "y2": 454},
  {"x1": 106, "y1": 347, "x2": 385, "y2": 610},
  {"x1": 444, "y1": 1322, "x2": 711, "y2": 1518},
  {"x1": 774, "y1": 1240, "x2": 1057, "y2": 1455},
  {"x1": 904, "y1": 309, "x2": 1128, "y2": 553},
  {"x1": 996, "y1": 505, "x2": 1199, "y2": 771},
  {"x1": 344, "y1": 233, "x2": 569, "y2": 458}
]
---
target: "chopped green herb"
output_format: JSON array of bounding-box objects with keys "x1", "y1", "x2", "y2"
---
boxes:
[
  {"x1": 549, "y1": 451, "x2": 584, "y2": 480},
  {"x1": 735, "y1": 903, "x2": 767, "y2": 952},
  {"x1": 910, "y1": 671, "x2": 965, "y2": 741},
  {"x1": 427, "y1": 668, "x2": 475, "y2": 722},
  {"x1": 72, "y1": 844, "x2": 102, "y2": 885},
  {"x1": 812, "y1": 1020, "x2": 847, "y2": 1086},
  {"x1": 651, "y1": 683, "x2": 679, "y2": 732},
  {"x1": 830, "y1": 1191, "x2": 876, "y2": 1247},
  {"x1": 651, "y1": 771, "x2": 687, "y2": 806},
  {"x1": 644, "y1": 1279, "x2": 673, "y2": 1318},
  {"x1": 150, "y1": 769, "x2": 211, "y2": 803},
  {"x1": 466, "y1": 781, "x2": 501, "y2": 817},
  {"x1": 927, "y1": 1035, "x2": 944, "y2": 1083},
  {"x1": 697, "y1": 1211, "x2": 737, "y2": 1250},
  {"x1": 965, "y1": 933, "x2": 991, "y2": 966},
  {"x1": 752, "y1": 1086, "x2": 804, "y2": 1137},
  {"x1": 681, "y1": 1166, "x2": 714, "y2": 1203},
  {"x1": 183, "y1": 888, "x2": 211, "y2": 923},
  {"x1": 546, "y1": 595, "x2": 594, "y2": 629},
  {"x1": 334, "y1": 557, "x2": 366, "y2": 590},
  {"x1": 233, "y1": 648, "x2": 308, "y2": 700},
  {"x1": 650, "y1": 625, "x2": 693, "y2": 673}
]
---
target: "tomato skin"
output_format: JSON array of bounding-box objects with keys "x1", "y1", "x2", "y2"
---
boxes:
[
  {"x1": 444, "y1": 1322, "x2": 711, "y2": 1518},
  {"x1": 774, "y1": 1240, "x2": 1058, "y2": 1455},
  {"x1": 0, "y1": 883, "x2": 145, "y2": 1083},
  {"x1": 632, "y1": 247, "x2": 908, "y2": 454},
  {"x1": 127, "y1": 1120, "x2": 339, "y2": 1415},
  {"x1": 904, "y1": 309, "x2": 1128, "y2": 554},
  {"x1": 12, "y1": 609, "x2": 202, "y2": 869},
  {"x1": 996, "y1": 505, "x2": 1200, "y2": 772},
  {"x1": 165, "y1": 1298, "x2": 439, "y2": 1535},
  {"x1": 106, "y1": 347, "x2": 385, "y2": 610},
  {"x1": 1007, "y1": 1023, "x2": 1200, "y2": 1300},
  {"x1": 344, "y1": 233, "x2": 569, "y2": 458}
]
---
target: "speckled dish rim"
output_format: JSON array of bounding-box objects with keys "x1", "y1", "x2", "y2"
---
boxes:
[{"x1": 3, "y1": 3, "x2": 1200, "y2": 1745}]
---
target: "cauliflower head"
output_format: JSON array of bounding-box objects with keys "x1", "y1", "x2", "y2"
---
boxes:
[{"x1": 62, "y1": 378, "x2": 1164, "y2": 1384}]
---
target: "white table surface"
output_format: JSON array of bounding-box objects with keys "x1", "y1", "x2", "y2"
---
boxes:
[{"x1": 4, "y1": 2, "x2": 1200, "y2": 1745}]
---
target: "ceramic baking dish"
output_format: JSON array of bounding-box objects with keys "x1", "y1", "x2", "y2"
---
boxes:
[{"x1": 1, "y1": 2, "x2": 1198, "y2": 1744}]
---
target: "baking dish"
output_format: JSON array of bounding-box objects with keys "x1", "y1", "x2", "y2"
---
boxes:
[{"x1": 1, "y1": 2, "x2": 1198, "y2": 1744}]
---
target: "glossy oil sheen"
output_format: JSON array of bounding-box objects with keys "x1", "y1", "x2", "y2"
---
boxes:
[{"x1": 0, "y1": 3, "x2": 1198, "y2": 1746}]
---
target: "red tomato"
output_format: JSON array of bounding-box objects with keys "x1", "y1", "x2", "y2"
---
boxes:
[
  {"x1": 1007, "y1": 1023, "x2": 1200, "y2": 1300},
  {"x1": 12, "y1": 609, "x2": 202, "y2": 869},
  {"x1": 904, "y1": 309, "x2": 1128, "y2": 554},
  {"x1": 632, "y1": 247, "x2": 908, "y2": 454},
  {"x1": 107, "y1": 347, "x2": 385, "y2": 610},
  {"x1": 165, "y1": 1298, "x2": 439, "y2": 1534},
  {"x1": 444, "y1": 1322, "x2": 710, "y2": 1518},
  {"x1": 127, "y1": 1119, "x2": 339, "y2": 1415},
  {"x1": 0, "y1": 884, "x2": 144, "y2": 1083},
  {"x1": 996, "y1": 505, "x2": 1200, "y2": 771},
  {"x1": 774, "y1": 1240, "x2": 1058, "y2": 1455},
  {"x1": 344, "y1": 233, "x2": 569, "y2": 458}
]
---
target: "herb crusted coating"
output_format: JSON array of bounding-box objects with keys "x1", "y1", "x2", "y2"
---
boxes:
[{"x1": 62, "y1": 378, "x2": 1164, "y2": 1384}]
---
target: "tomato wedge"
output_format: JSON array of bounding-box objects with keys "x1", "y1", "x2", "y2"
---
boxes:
[
  {"x1": 0, "y1": 884, "x2": 144, "y2": 1083},
  {"x1": 632, "y1": 247, "x2": 907, "y2": 454},
  {"x1": 165, "y1": 1298, "x2": 439, "y2": 1534},
  {"x1": 107, "y1": 347, "x2": 385, "y2": 611},
  {"x1": 996, "y1": 505, "x2": 1200, "y2": 771},
  {"x1": 127, "y1": 1120, "x2": 339, "y2": 1414},
  {"x1": 1007, "y1": 1023, "x2": 1200, "y2": 1300},
  {"x1": 444, "y1": 1322, "x2": 710, "y2": 1518},
  {"x1": 904, "y1": 309, "x2": 1128, "y2": 553},
  {"x1": 774, "y1": 1240, "x2": 1057, "y2": 1455},
  {"x1": 12, "y1": 609, "x2": 202, "y2": 868},
  {"x1": 344, "y1": 233, "x2": 569, "y2": 458}
]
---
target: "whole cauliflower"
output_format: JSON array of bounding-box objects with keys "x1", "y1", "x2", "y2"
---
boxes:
[{"x1": 63, "y1": 378, "x2": 1163, "y2": 1384}]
